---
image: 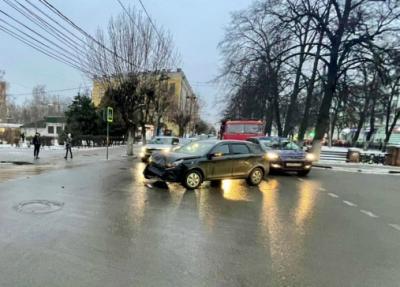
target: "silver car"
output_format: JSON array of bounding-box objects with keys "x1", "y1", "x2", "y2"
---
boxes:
[{"x1": 140, "y1": 136, "x2": 180, "y2": 162}]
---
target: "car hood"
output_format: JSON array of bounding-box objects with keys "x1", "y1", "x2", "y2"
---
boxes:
[{"x1": 151, "y1": 152, "x2": 201, "y2": 166}]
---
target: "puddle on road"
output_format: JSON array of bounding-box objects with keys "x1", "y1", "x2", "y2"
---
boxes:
[
  {"x1": 0, "y1": 161, "x2": 33, "y2": 165},
  {"x1": 0, "y1": 164, "x2": 53, "y2": 182}
]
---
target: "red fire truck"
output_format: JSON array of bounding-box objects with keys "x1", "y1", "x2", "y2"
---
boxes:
[{"x1": 219, "y1": 119, "x2": 264, "y2": 140}]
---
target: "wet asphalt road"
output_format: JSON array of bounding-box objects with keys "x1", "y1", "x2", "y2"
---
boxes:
[{"x1": 0, "y1": 148, "x2": 400, "y2": 287}]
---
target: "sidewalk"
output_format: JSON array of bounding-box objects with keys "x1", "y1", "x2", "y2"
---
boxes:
[{"x1": 314, "y1": 160, "x2": 400, "y2": 175}]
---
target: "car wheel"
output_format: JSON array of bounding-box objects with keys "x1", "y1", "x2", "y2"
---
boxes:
[
  {"x1": 183, "y1": 170, "x2": 203, "y2": 190},
  {"x1": 297, "y1": 169, "x2": 310, "y2": 177},
  {"x1": 247, "y1": 167, "x2": 264, "y2": 186},
  {"x1": 141, "y1": 158, "x2": 147, "y2": 163}
]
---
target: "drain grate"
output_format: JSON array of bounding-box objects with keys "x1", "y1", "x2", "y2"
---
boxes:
[{"x1": 14, "y1": 200, "x2": 64, "y2": 214}]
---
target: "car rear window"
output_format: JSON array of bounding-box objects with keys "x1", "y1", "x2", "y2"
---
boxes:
[{"x1": 231, "y1": 144, "x2": 250, "y2": 154}]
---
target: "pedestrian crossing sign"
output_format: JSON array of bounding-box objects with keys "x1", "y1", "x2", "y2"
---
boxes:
[{"x1": 107, "y1": 107, "x2": 113, "y2": 123}]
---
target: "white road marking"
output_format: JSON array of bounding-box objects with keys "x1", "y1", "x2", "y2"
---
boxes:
[
  {"x1": 319, "y1": 187, "x2": 327, "y2": 192},
  {"x1": 360, "y1": 209, "x2": 379, "y2": 218},
  {"x1": 388, "y1": 224, "x2": 400, "y2": 232},
  {"x1": 297, "y1": 178, "x2": 305, "y2": 182},
  {"x1": 343, "y1": 200, "x2": 357, "y2": 207},
  {"x1": 328, "y1": 192, "x2": 339, "y2": 198}
]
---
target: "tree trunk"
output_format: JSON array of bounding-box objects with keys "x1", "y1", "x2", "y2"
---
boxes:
[
  {"x1": 298, "y1": 31, "x2": 324, "y2": 142},
  {"x1": 383, "y1": 110, "x2": 400, "y2": 151},
  {"x1": 141, "y1": 122, "x2": 147, "y2": 144},
  {"x1": 126, "y1": 127, "x2": 134, "y2": 156},
  {"x1": 311, "y1": 44, "x2": 340, "y2": 159},
  {"x1": 264, "y1": 102, "x2": 274, "y2": 136},
  {"x1": 352, "y1": 68, "x2": 370, "y2": 145},
  {"x1": 178, "y1": 125, "x2": 185, "y2": 137}
]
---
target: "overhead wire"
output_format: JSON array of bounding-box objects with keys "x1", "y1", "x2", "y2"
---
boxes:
[
  {"x1": 136, "y1": 0, "x2": 163, "y2": 43},
  {"x1": 0, "y1": 22, "x2": 90, "y2": 74},
  {"x1": 8, "y1": 0, "x2": 87, "y2": 55},
  {"x1": 0, "y1": 8, "x2": 88, "y2": 71},
  {"x1": 8, "y1": 86, "x2": 90, "y2": 97},
  {"x1": 38, "y1": 0, "x2": 140, "y2": 69}
]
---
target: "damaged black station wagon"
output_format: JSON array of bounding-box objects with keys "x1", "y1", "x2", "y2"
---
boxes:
[{"x1": 143, "y1": 140, "x2": 269, "y2": 190}]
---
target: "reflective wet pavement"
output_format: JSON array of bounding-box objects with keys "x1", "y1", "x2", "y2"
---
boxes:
[{"x1": 0, "y1": 148, "x2": 400, "y2": 286}]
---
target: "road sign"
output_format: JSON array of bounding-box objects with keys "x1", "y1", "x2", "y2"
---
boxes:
[{"x1": 107, "y1": 107, "x2": 113, "y2": 123}]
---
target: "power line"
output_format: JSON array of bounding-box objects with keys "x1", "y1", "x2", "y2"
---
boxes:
[
  {"x1": 24, "y1": 0, "x2": 88, "y2": 47},
  {"x1": 9, "y1": 0, "x2": 87, "y2": 54},
  {"x1": 136, "y1": 0, "x2": 163, "y2": 42},
  {"x1": 38, "y1": 0, "x2": 140, "y2": 69},
  {"x1": 8, "y1": 86, "x2": 90, "y2": 97},
  {"x1": 0, "y1": 8, "x2": 88, "y2": 71},
  {"x1": 0, "y1": 23, "x2": 89, "y2": 74}
]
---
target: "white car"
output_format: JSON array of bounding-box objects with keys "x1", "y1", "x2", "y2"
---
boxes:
[{"x1": 140, "y1": 136, "x2": 180, "y2": 162}]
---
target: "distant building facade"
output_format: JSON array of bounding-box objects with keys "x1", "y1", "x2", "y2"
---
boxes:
[
  {"x1": 91, "y1": 68, "x2": 198, "y2": 137},
  {"x1": 21, "y1": 116, "x2": 66, "y2": 144}
]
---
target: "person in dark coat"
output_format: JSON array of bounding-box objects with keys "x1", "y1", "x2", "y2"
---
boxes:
[
  {"x1": 32, "y1": 133, "x2": 41, "y2": 159},
  {"x1": 64, "y1": 133, "x2": 73, "y2": 159}
]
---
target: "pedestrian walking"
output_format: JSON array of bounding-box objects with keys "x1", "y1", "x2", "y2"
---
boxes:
[
  {"x1": 32, "y1": 132, "x2": 41, "y2": 159},
  {"x1": 64, "y1": 133, "x2": 73, "y2": 159}
]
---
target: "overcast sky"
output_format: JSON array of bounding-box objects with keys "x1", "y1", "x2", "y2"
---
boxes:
[{"x1": 0, "y1": 0, "x2": 251, "y2": 124}]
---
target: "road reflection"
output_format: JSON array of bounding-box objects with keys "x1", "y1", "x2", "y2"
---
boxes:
[
  {"x1": 221, "y1": 179, "x2": 252, "y2": 201},
  {"x1": 294, "y1": 181, "x2": 319, "y2": 229},
  {"x1": 258, "y1": 176, "x2": 321, "y2": 281}
]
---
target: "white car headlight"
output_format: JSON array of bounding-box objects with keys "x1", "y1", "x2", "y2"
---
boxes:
[
  {"x1": 265, "y1": 152, "x2": 279, "y2": 161},
  {"x1": 305, "y1": 153, "x2": 315, "y2": 161}
]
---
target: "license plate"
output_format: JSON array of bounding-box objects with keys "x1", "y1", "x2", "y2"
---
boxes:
[{"x1": 286, "y1": 163, "x2": 302, "y2": 167}]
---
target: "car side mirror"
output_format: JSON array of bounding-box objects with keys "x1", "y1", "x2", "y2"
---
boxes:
[{"x1": 208, "y1": 152, "x2": 223, "y2": 160}]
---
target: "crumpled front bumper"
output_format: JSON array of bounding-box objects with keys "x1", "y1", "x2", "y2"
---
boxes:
[{"x1": 143, "y1": 163, "x2": 183, "y2": 182}]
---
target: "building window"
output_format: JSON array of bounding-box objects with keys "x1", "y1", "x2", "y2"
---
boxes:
[
  {"x1": 48, "y1": 126, "x2": 54, "y2": 134},
  {"x1": 56, "y1": 126, "x2": 62, "y2": 134}
]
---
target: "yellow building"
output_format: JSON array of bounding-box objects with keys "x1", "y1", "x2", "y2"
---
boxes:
[{"x1": 91, "y1": 68, "x2": 198, "y2": 136}]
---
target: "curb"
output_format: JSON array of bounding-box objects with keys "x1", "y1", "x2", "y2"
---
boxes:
[{"x1": 314, "y1": 164, "x2": 400, "y2": 175}]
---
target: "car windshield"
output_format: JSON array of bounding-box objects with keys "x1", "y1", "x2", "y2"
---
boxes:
[
  {"x1": 259, "y1": 138, "x2": 301, "y2": 150},
  {"x1": 149, "y1": 137, "x2": 175, "y2": 145},
  {"x1": 280, "y1": 141, "x2": 301, "y2": 150},
  {"x1": 226, "y1": 124, "x2": 263, "y2": 134},
  {"x1": 244, "y1": 124, "x2": 263, "y2": 133},
  {"x1": 174, "y1": 141, "x2": 215, "y2": 156}
]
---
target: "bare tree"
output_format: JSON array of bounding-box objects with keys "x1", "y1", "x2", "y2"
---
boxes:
[{"x1": 84, "y1": 7, "x2": 178, "y2": 154}]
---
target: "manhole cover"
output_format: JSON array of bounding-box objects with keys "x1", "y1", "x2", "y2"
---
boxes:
[{"x1": 14, "y1": 200, "x2": 64, "y2": 214}]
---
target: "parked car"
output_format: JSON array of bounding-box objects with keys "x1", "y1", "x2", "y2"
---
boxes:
[
  {"x1": 140, "y1": 136, "x2": 180, "y2": 162},
  {"x1": 247, "y1": 137, "x2": 315, "y2": 176},
  {"x1": 143, "y1": 140, "x2": 269, "y2": 190}
]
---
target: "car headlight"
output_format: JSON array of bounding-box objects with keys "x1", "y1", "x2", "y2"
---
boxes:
[
  {"x1": 305, "y1": 153, "x2": 315, "y2": 161},
  {"x1": 265, "y1": 152, "x2": 279, "y2": 161},
  {"x1": 148, "y1": 156, "x2": 153, "y2": 163},
  {"x1": 166, "y1": 159, "x2": 184, "y2": 168}
]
